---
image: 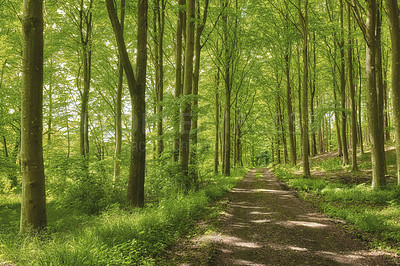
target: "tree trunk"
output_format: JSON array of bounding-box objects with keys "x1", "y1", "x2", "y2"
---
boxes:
[
  {"x1": 347, "y1": 3, "x2": 358, "y2": 171},
  {"x1": 180, "y1": 0, "x2": 195, "y2": 185},
  {"x1": 222, "y1": 0, "x2": 231, "y2": 176},
  {"x1": 356, "y1": 40, "x2": 365, "y2": 154},
  {"x1": 190, "y1": 0, "x2": 209, "y2": 181},
  {"x1": 339, "y1": 0, "x2": 349, "y2": 165},
  {"x1": 363, "y1": 0, "x2": 386, "y2": 188},
  {"x1": 375, "y1": 2, "x2": 387, "y2": 174},
  {"x1": 299, "y1": 0, "x2": 311, "y2": 177},
  {"x1": 385, "y1": 0, "x2": 400, "y2": 184},
  {"x1": 311, "y1": 32, "x2": 317, "y2": 157},
  {"x1": 106, "y1": 0, "x2": 148, "y2": 207},
  {"x1": 154, "y1": 0, "x2": 165, "y2": 157},
  {"x1": 215, "y1": 70, "x2": 220, "y2": 174},
  {"x1": 285, "y1": 52, "x2": 296, "y2": 165},
  {"x1": 114, "y1": 0, "x2": 125, "y2": 183},
  {"x1": 20, "y1": 0, "x2": 47, "y2": 233},
  {"x1": 79, "y1": 0, "x2": 93, "y2": 158},
  {"x1": 173, "y1": 0, "x2": 185, "y2": 162}
]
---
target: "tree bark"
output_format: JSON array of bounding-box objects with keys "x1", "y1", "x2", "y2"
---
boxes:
[
  {"x1": 79, "y1": 0, "x2": 93, "y2": 158},
  {"x1": 285, "y1": 52, "x2": 296, "y2": 165},
  {"x1": 154, "y1": 0, "x2": 165, "y2": 157},
  {"x1": 20, "y1": 0, "x2": 47, "y2": 233},
  {"x1": 360, "y1": 0, "x2": 386, "y2": 188},
  {"x1": 222, "y1": 0, "x2": 231, "y2": 176},
  {"x1": 106, "y1": 0, "x2": 148, "y2": 207},
  {"x1": 385, "y1": 0, "x2": 400, "y2": 184},
  {"x1": 299, "y1": 0, "x2": 311, "y2": 177},
  {"x1": 311, "y1": 32, "x2": 317, "y2": 157},
  {"x1": 173, "y1": 0, "x2": 185, "y2": 162},
  {"x1": 339, "y1": 0, "x2": 349, "y2": 165},
  {"x1": 180, "y1": 0, "x2": 195, "y2": 184},
  {"x1": 114, "y1": 0, "x2": 125, "y2": 183},
  {"x1": 215, "y1": 70, "x2": 220, "y2": 174},
  {"x1": 375, "y1": 2, "x2": 387, "y2": 174},
  {"x1": 347, "y1": 3, "x2": 358, "y2": 171}
]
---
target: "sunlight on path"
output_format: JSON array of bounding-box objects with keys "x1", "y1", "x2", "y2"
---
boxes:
[{"x1": 197, "y1": 168, "x2": 397, "y2": 265}]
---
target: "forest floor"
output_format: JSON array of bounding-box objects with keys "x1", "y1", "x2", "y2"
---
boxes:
[{"x1": 158, "y1": 168, "x2": 399, "y2": 265}]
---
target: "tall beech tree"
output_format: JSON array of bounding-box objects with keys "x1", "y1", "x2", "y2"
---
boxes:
[
  {"x1": 339, "y1": 0, "x2": 349, "y2": 165},
  {"x1": 351, "y1": 0, "x2": 386, "y2": 188},
  {"x1": 106, "y1": 0, "x2": 148, "y2": 207},
  {"x1": 386, "y1": 0, "x2": 400, "y2": 184},
  {"x1": 180, "y1": 0, "x2": 195, "y2": 184},
  {"x1": 20, "y1": 0, "x2": 47, "y2": 232},
  {"x1": 153, "y1": 0, "x2": 166, "y2": 157},
  {"x1": 114, "y1": 0, "x2": 126, "y2": 183},
  {"x1": 347, "y1": 2, "x2": 358, "y2": 171},
  {"x1": 190, "y1": 0, "x2": 209, "y2": 176},
  {"x1": 173, "y1": 0, "x2": 186, "y2": 162},
  {"x1": 78, "y1": 0, "x2": 94, "y2": 158},
  {"x1": 298, "y1": 0, "x2": 311, "y2": 178}
]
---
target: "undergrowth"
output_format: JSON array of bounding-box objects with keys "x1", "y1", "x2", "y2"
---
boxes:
[
  {"x1": 272, "y1": 162, "x2": 400, "y2": 254},
  {"x1": 0, "y1": 169, "x2": 245, "y2": 265}
]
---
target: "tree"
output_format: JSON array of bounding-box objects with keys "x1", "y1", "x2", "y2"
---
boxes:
[
  {"x1": 114, "y1": 0, "x2": 126, "y2": 183},
  {"x1": 339, "y1": 0, "x2": 349, "y2": 165},
  {"x1": 106, "y1": 0, "x2": 148, "y2": 207},
  {"x1": 350, "y1": 0, "x2": 386, "y2": 188},
  {"x1": 20, "y1": 0, "x2": 47, "y2": 233},
  {"x1": 298, "y1": 0, "x2": 311, "y2": 178},
  {"x1": 153, "y1": 0, "x2": 166, "y2": 157},
  {"x1": 180, "y1": 0, "x2": 195, "y2": 183},
  {"x1": 173, "y1": 0, "x2": 185, "y2": 162},
  {"x1": 347, "y1": 2, "x2": 358, "y2": 171},
  {"x1": 385, "y1": 0, "x2": 400, "y2": 184}
]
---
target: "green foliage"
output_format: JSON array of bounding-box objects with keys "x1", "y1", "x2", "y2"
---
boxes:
[
  {"x1": 289, "y1": 178, "x2": 327, "y2": 192},
  {"x1": 316, "y1": 157, "x2": 344, "y2": 172},
  {"x1": 0, "y1": 169, "x2": 244, "y2": 265}
]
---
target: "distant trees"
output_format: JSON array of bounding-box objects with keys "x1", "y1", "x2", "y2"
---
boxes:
[{"x1": 20, "y1": 0, "x2": 47, "y2": 233}]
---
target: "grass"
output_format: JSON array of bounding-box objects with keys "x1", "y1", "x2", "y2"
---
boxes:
[
  {"x1": 272, "y1": 151, "x2": 400, "y2": 254},
  {"x1": 0, "y1": 169, "x2": 245, "y2": 265}
]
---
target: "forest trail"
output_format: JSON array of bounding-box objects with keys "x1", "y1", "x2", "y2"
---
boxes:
[{"x1": 162, "y1": 169, "x2": 398, "y2": 265}]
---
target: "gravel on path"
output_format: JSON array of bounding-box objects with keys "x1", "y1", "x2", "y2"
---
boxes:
[{"x1": 162, "y1": 168, "x2": 398, "y2": 265}]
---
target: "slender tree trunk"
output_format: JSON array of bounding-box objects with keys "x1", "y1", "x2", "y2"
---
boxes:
[
  {"x1": 385, "y1": 0, "x2": 400, "y2": 184},
  {"x1": 173, "y1": 0, "x2": 185, "y2": 162},
  {"x1": 20, "y1": 0, "x2": 47, "y2": 233},
  {"x1": 347, "y1": 3, "x2": 358, "y2": 171},
  {"x1": 114, "y1": 0, "x2": 125, "y2": 183},
  {"x1": 79, "y1": 0, "x2": 93, "y2": 158},
  {"x1": 375, "y1": 2, "x2": 387, "y2": 174},
  {"x1": 285, "y1": 53, "x2": 296, "y2": 165},
  {"x1": 297, "y1": 44, "x2": 303, "y2": 156},
  {"x1": 180, "y1": 0, "x2": 195, "y2": 184},
  {"x1": 311, "y1": 32, "x2": 317, "y2": 157},
  {"x1": 222, "y1": 0, "x2": 231, "y2": 176},
  {"x1": 299, "y1": 0, "x2": 311, "y2": 177},
  {"x1": 339, "y1": 0, "x2": 349, "y2": 165},
  {"x1": 154, "y1": 0, "x2": 165, "y2": 157},
  {"x1": 356, "y1": 40, "x2": 364, "y2": 154},
  {"x1": 190, "y1": 0, "x2": 209, "y2": 181},
  {"x1": 215, "y1": 70, "x2": 220, "y2": 174}
]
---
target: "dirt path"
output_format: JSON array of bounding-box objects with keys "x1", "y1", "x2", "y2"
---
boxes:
[{"x1": 161, "y1": 169, "x2": 398, "y2": 265}]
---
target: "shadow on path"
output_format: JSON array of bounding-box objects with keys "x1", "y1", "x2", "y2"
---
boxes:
[{"x1": 194, "y1": 168, "x2": 398, "y2": 265}]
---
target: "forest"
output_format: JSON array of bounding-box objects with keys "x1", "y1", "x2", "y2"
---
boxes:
[{"x1": 1, "y1": 0, "x2": 400, "y2": 264}]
